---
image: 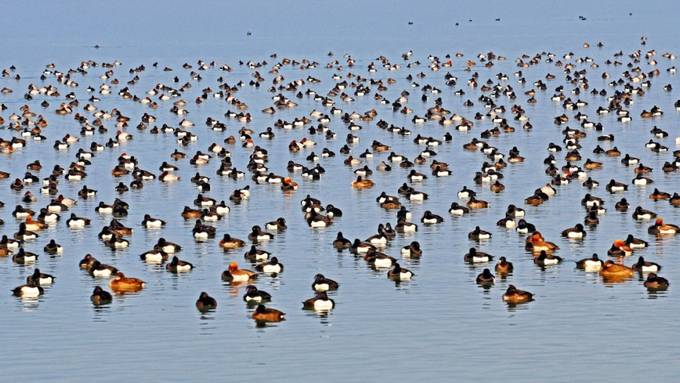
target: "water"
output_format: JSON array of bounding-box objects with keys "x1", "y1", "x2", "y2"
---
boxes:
[{"x1": 1, "y1": 0, "x2": 680, "y2": 381}]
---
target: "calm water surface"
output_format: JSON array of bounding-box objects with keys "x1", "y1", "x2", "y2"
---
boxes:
[{"x1": 1, "y1": 1, "x2": 680, "y2": 381}]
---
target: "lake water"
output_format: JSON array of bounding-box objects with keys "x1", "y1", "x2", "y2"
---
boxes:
[{"x1": 1, "y1": 1, "x2": 680, "y2": 381}]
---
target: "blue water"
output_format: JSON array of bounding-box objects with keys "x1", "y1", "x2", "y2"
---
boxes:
[{"x1": 1, "y1": 1, "x2": 679, "y2": 381}]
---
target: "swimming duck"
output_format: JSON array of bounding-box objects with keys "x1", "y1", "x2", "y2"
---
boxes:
[
  {"x1": 219, "y1": 234, "x2": 246, "y2": 250},
  {"x1": 631, "y1": 256, "x2": 661, "y2": 273},
  {"x1": 66, "y1": 213, "x2": 91, "y2": 229},
  {"x1": 364, "y1": 249, "x2": 396, "y2": 269},
  {"x1": 43, "y1": 239, "x2": 63, "y2": 255},
  {"x1": 632, "y1": 206, "x2": 656, "y2": 221},
  {"x1": 561, "y1": 223, "x2": 586, "y2": 239},
  {"x1": 494, "y1": 257, "x2": 514, "y2": 274},
  {"x1": 400, "y1": 241, "x2": 422, "y2": 258},
  {"x1": 142, "y1": 214, "x2": 166, "y2": 228},
  {"x1": 468, "y1": 226, "x2": 492, "y2": 241},
  {"x1": 332, "y1": 232, "x2": 352, "y2": 251},
  {"x1": 252, "y1": 304, "x2": 285, "y2": 322},
  {"x1": 352, "y1": 176, "x2": 374, "y2": 189},
  {"x1": 166, "y1": 256, "x2": 193, "y2": 273},
  {"x1": 643, "y1": 273, "x2": 669, "y2": 291},
  {"x1": 599, "y1": 261, "x2": 634, "y2": 280},
  {"x1": 140, "y1": 248, "x2": 169, "y2": 264},
  {"x1": 448, "y1": 202, "x2": 469, "y2": 216},
  {"x1": 90, "y1": 286, "x2": 113, "y2": 306},
  {"x1": 649, "y1": 188, "x2": 671, "y2": 201},
  {"x1": 303, "y1": 291, "x2": 335, "y2": 311},
  {"x1": 14, "y1": 223, "x2": 38, "y2": 241},
  {"x1": 88, "y1": 261, "x2": 119, "y2": 278},
  {"x1": 615, "y1": 198, "x2": 629, "y2": 212},
  {"x1": 526, "y1": 232, "x2": 559, "y2": 254},
  {"x1": 534, "y1": 250, "x2": 563, "y2": 267},
  {"x1": 476, "y1": 268, "x2": 495, "y2": 286},
  {"x1": 648, "y1": 218, "x2": 680, "y2": 236},
  {"x1": 255, "y1": 257, "x2": 284, "y2": 274},
  {"x1": 243, "y1": 285, "x2": 272, "y2": 304},
  {"x1": 265, "y1": 217, "x2": 287, "y2": 231},
  {"x1": 12, "y1": 248, "x2": 37, "y2": 264},
  {"x1": 12, "y1": 277, "x2": 44, "y2": 298},
  {"x1": 576, "y1": 253, "x2": 604, "y2": 272},
  {"x1": 464, "y1": 248, "x2": 493, "y2": 264},
  {"x1": 28, "y1": 268, "x2": 54, "y2": 286},
  {"x1": 248, "y1": 225, "x2": 274, "y2": 242},
  {"x1": 387, "y1": 262, "x2": 414, "y2": 281},
  {"x1": 625, "y1": 234, "x2": 648, "y2": 249},
  {"x1": 421, "y1": 210, "x2": 443, "y2": 224},
  {"x1": 24, "y1": 216, "x2": 47, "y2": 232},
  {"x1": 196, "y1": 292, "x2": 218, "y2": 312},
  {"x1": 221, "y1": 262, "x2": 257, "y2": 283},
  {"x1": 109, "y1": 272, "x2": 145, "y2": 293},
  {"x1": 607, "y1": 240, "x2": 633, "y2": 257},
  {"x1": 502, "y1": 285, "x2": 533, "y2": 304}
]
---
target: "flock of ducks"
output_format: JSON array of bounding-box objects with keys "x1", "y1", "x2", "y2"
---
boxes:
[{"x1": 1, "y1": 35, "x2": 679, "y2": 324}]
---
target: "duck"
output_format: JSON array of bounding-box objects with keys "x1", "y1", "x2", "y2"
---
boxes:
[
  {"x1": 12, "y1": 277, "x2": 44, "y2": 298},
  {"x1": 625, "y1": 234, "x2": 648, "y2": 249},
  {"x1": 648, "y1": 218, "x2": 680, "y2": 236},
  {"x1": 400, "y1": 241, "x2": 422, "y2": 258},
  {"x1": 502, "y1": 285, "x2": 533, "y2": 304},
  {"x1": 140, "y1": 248, "x2": 169, "y2": 264},
  {"x1": 43, "y1": 239, "x2": 63, "y2": 255},
  {"x1": 243, "y1": 246, "x2": 271, "y2": 263},
  {"x1": 312, "y1": 274, "x2": 339, "y2": 292},
  {"x1": 265, "y1": 217, "x2": 287, "y2": 231},
  {"x1": 526, "y1": 232, "x2": 559, "y2": 254},
  {"x1": 242, "y1": 285, "x2": 272, "y2": 304},
  {"x1": 28, "y1": 269, "x2": 55, "y2": 286},
  {"x1": 24, "y1": 216, "x2": 47, "y2": 232},
  {"x1": 643, "y1": 273, "x2": 669, "y2": 290},
  {"x1": 156, "y1": 237, "x2": 182, "y2": 253},
  {"x1": 387, "y1": 262, "x2": 414, "y2": 281},
  {"x1": 615, "y1": 198, "x2": 629, "y2": 212},
  {"x1": 195, "y1": 292, "x2": 218, "y2": 312},
  {"x1": 248, "y1": 225, "x2": 274, "y2": 242},
  {"x1": 468, "y1": 226, "x2": 492, "y2": 240},
  {"x1": 303, "y1": 291, "x2": 335, "y2": 311},
  {"x1": 561, "y1": 223, "x2": 586, "y2": 239},
  {"x1": 192, "y1": 220, "x2": 216, "y2": 241},
  {"x1": 420, "y1": 210, "x2": 443, "y2": 224},
  {"x1": 495, "y1": 257, "x2": 514, "y2": 274},
  {"x1": 631, "y1": 256, "x2": 661, "y2": 273},
  {"x1": 12, "y1": 248, "x2": 38, "y2": 264},
  {"x1": 352, "y1": 176, "x2": 374, "y2": 189},
  {"x1": 364, "y1": 250, "x2": 396, "y2": 269},
  {"x1": 95, "y1": 202, "x2": 114, "y2": 215},
  {"x1": 219, "y1": 234, "x2": 246, "y2": 250},
  {"x1": 605, "y1": 179, "x2": 627, "y2": 193},
  {"x1": 448, "y1": 202, "x2": 469, "y2": 216},
  {"x1": 576, "y1": 253, "x2": 604, "y2": 272},
  {"x1": 109, "y1": 272, "x2": 145, "y2": 293},
  {"x1": 252, "y1": 304, "x2": 285, "y2": 322},
  {"x1": 88, "y1": 261, "x2": 119, "y2": 278},
  {"x1": 79, "y1": 254, "x2": 97, "y2": 270},
  {"x1": 332, "y1": 232, "x2": 352, "y2": 251},
  {"x1": 90, "y1": 286, "x2": 113, "y2": 306},
  {"x1": 650, "y1": 188, "x2": 671, "y2": 201},
  {"x1": 599, "y1": 261, "x2": 634, "y2": 280},
  {"x1": 632, "y1": 206, "x2": 657, "y2": 221},
  {"x1": 534, "y1": 250, "x2": 563, "y2": 267},
  {"x1": 467, "y1": 197, "x2": 489, "y2": 209},
  {"x1": 181, "y1": 206, "x2": 202, "y2": 219},
  {"x1": 457, "y1": 186, "x2": 476, "y2": 199},
  {"x1": 166, "y1": 256, "x2": 194, "y2": 273},
  {"x1": 221, "y1": 261, "x2": 257, "y2": 282},
  {"x1": 505, "y1": 204, "x2": 525, "y2": 218},
  {"x1": 66, "y1": 213, "x2": 91, "y2": 229},
  {"x1": 476, "y1": 268, "x2": 495, "y2": 286},
  {"x1": 14, "y1": 223, "x2": 38, "y2": 241},
  {"x1": 255, "y1": 257, "x2": 284, "y2": 274},
  {"x1": 142, "y1": 214, "x2": 166, "y2": 228},
  {"x1": 607, "y1": 240, "x2": 633, "y2": 257},
  {"x1": 464, "y1": 248, "x2": 493, "y2": 264}
]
